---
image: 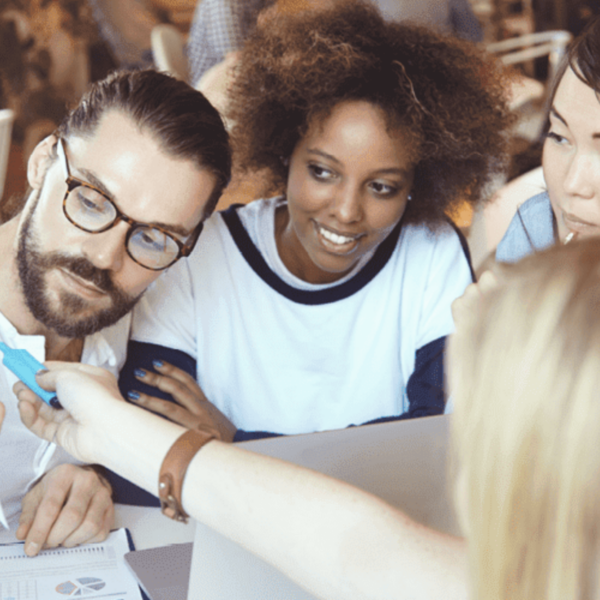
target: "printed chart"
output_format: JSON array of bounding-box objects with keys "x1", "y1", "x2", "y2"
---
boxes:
[{"x1": 56, "y1": 577, "x2": 106, "y2": 595}]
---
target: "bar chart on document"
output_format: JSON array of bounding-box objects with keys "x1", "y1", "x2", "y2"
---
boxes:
[{"x1": 0, "y1": 529, "x2": 142, "y2": 599}]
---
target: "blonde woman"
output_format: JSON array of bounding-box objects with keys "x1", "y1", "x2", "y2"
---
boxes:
[
  {"x1": 16, "y1": 239, "x2": 600, "y2": 599},
  {"x1": 450, "y1": 238, "x2": 600, "y2": 600}
]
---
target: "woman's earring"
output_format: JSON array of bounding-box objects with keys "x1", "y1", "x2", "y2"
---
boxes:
[
  {"x1": 407, "y1": 194, "x2": 413, "y2": 202},
  {"x1": 280, "y1": 156, "x2": 289, "y2": 167}
]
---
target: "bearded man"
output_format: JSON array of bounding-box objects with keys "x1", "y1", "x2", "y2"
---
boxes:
[{"x1": 0, "y1": 69, "x2": 230, "y2": 555}]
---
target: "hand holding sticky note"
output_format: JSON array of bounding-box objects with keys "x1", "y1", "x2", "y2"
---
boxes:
[{"x1": 0, "y1": 342, "x2": 62, "y2": 409}]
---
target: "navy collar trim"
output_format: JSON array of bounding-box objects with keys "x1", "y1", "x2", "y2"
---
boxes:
[{"x1": 221, "y1": 204, "x2": 404, "y2": 305}]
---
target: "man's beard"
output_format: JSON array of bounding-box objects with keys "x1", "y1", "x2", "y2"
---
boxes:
[{"x1": 17, "y1": 194, "x2": 142, "y2": 338}]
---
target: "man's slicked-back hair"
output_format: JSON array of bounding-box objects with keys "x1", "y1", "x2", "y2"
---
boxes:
[{"x1": 56, "y1": 69, "x2": 232, "y2": 216}]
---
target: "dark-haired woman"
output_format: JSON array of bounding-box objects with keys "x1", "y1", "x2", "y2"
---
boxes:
[
  {"x1": 496, "y1": 17, "x2": 600, "y2": 262},
  {"x1": 124, "y1": 1, "x2": 512, "y2": 441}
]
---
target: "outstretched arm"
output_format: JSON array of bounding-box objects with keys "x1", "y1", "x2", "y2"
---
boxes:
[{"x1": 18, "y1": 364, "x2": 467, "y2": 600}]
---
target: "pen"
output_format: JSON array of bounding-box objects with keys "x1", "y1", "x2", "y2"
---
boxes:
[{"x1": 0, "y1": 342, "x2": 62, "y2": 409}]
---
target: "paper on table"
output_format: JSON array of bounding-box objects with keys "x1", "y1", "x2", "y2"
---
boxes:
[{"x1": 0, "y1": 528, "x2": 143, "y2": 600}]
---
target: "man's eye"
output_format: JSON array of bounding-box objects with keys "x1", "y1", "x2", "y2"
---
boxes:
[
  {"x1": 138, "y1": 229, "x2": 169, "y2": 251},
  {"x1": 76, "y1": 188, "x2": 107, "y2": 212}
]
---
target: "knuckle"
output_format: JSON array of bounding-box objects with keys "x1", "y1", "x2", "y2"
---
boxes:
[
  {"x1": 160, "y1": 403, "x2": 181, "y2": 419},
  {"x1": 60, "y1": 504, "x2": 86, "y2": 525}
]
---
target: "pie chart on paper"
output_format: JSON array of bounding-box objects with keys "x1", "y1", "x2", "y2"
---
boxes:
[{"x1": 56, "y1": 577, "x2": 106, "y2": 595}]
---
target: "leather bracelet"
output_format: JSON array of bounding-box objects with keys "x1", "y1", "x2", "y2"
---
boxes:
[{"x1": 158, "y1": 429, "x2": 215, "y2": 523}]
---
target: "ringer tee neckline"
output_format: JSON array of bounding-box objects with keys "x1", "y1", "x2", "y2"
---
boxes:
[{"x1": 221, "y1": 203, "x2": 404, "y2": 305}]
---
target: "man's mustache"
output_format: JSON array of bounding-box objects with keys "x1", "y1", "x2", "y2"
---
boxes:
[{"x1": 40, "y1": 255, "x2": 116, "y2": 294}]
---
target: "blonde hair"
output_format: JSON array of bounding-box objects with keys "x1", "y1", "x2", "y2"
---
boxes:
[{"x1": 450, "y1": 239, "x2": 600, "y2": 600}]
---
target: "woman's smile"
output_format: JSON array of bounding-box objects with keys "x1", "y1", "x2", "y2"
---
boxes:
[{"x1": 312, "y1": 220, "x2": 364, "y2": 255}]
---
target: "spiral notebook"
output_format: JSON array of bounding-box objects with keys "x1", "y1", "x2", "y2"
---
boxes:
[{"x1": 0, "y1": 528, "x2": 146, "y2": 600}]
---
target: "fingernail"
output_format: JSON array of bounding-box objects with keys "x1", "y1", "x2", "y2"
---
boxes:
[
  {"x1": 128, "y1": 390, "x2": 140, "y2": 401},
  {"x1": 152, "y1": 359, "x2": 163, "y2": 369},
  {"x1": 36, "y1": 369, "x2": 48, "y2": 376},
  {"x1": 134, "y1": 368, "x2": 146, "y2": 378},
  {"x1": 25, "y1": 541, "x2": 39, "y2": 556}
]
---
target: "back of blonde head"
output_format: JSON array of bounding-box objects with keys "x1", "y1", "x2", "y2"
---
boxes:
[{"x1": 450, "y1": 239, "x2": 600, "y2": 600}]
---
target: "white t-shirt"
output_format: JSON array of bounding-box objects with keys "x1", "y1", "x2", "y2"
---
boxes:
[
  {"x1": 0, "y1": 312, "x2": 130, "y2": 541},
  {"x1": 131, "y1": 198, "x2": 472, "y2": 435}
]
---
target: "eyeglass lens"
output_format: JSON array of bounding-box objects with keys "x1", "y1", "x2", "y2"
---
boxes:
[{"x1": 65, "y1": 186, "x2": 181, "y2": 269}]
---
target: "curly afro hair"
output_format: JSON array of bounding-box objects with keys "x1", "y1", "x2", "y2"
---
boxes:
[{"x1": 227, "y1": 0, "x2": 514, "y2": 228}]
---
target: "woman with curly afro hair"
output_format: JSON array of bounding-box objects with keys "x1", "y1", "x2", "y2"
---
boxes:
[{"x1": 126, "y1": 0, "x2": 513, "y2": 442}]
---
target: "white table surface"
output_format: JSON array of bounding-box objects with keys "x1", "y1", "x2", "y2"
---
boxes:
[{"x1": 113, "y1": 503, "x2": 196, "y2": 551}]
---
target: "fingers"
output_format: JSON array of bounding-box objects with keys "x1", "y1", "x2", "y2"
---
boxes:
[
  {"x1": 51, "y1": 484, "x2": 113, "y2": 548},
  {"x1": 150, "y1": 360, "x2": 202, "y2": 391},
  {"x1": 133, "y1": 361, "x2": 209, "y2": 412},
  {"x1": 129, "y1": 390, "x2": 236, "y2": 442},
  {"x1": 452, "y1": 270, "x2": 502, "y2": 328},
  {"x1": 128, "y1": 390, "x2": 204, "y2": 427},
  {"x1": 477, "y1": 269, "x2": 501, "y2": 293},
  {"x1": 15, "y1": 382, "x2": 63, "y2": 443},
  {"x1": 17, "y1": 464, "x2": 114, "y2": 556}
]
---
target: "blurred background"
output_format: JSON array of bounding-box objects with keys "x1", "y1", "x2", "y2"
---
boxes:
[{"x1": 0, "y1": 0, "x2": 595, "y2": 226}]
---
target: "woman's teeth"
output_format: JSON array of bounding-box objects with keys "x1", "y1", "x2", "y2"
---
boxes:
[{"x1": 318, "y1": 225, "x2": 355, "y2": 245}]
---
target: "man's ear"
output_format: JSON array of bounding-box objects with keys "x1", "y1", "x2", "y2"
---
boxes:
[{"x1": 27, "y1": 135, "x2": 58, "y2": 190}]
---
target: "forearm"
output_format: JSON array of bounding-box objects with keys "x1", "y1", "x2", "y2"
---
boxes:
[
  {"x1": 183, "y1": 442, "x2": 468, "y2": 600},
  {"x1": 59, "y1": 399, "x2": 468, "y2": 600}
]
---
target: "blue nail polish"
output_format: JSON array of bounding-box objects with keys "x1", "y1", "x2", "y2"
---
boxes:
[
  {"x1": 152, "y1": 359, "x2": 163, "y2": 368},
  {"x1": 128, "y1": 390, "x2": 140, "y2": 400},
  {"x1": 134, "y1": 368, "x2": 146, "y2": 378}
]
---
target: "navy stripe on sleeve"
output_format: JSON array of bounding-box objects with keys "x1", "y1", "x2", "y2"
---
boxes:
[{"x1": 108, "y1": 341, "x2": 199, "y2": 506}]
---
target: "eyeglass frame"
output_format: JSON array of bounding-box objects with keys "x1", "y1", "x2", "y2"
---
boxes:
[{"x1": 56, "y1": 138, "x2": 204, "y2": 271}]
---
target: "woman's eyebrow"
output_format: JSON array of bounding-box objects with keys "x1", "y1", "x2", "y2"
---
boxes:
[
  {"x1": 307, "y1": 148, "x2": 341, "y2": 164},
  {"x1": 550, "y1": 107, "x2": 567, "y2": 126},
  {"x1": 550, "y1": 106, "x2": 600, "y2": 139},
  {"x1": 307, "y1": 149, "x2": 411, "y2": 177}
]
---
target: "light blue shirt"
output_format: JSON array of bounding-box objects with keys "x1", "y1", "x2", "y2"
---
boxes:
[{"x1": 495, "y1": 192, "x2": 556, "y2": 263}]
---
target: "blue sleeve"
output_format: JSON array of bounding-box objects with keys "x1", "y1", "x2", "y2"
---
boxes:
[
  {"x1": 363, "y1": 336, "x2": 446, "y2": 425},
  {"x1": 106, "y1": 341, "x2": 200, "y2": 506}
]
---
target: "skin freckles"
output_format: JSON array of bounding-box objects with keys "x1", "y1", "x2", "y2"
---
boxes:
[{"x1": 275, "y1": 100, "x2": 416, "y2": 285}]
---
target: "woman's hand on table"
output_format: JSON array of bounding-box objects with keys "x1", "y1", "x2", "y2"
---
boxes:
[{"x1": 129, "y1": 361, "x2": 236, "y2": 443}]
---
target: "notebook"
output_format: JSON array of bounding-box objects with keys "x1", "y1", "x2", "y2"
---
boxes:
[
  {"x1": 0, "y1": 528, "x2": 145, "y2": 599},
  {"x1": 125, "y1": 414, "x2": 457, "y2": 599}
]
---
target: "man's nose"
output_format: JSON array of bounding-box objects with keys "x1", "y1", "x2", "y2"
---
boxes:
[{"x1": 80, "y1": 222, "x2": 129, "y2": 272}]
